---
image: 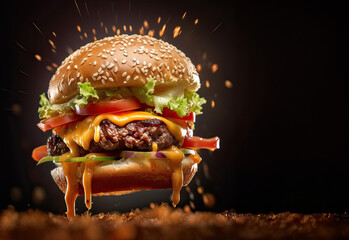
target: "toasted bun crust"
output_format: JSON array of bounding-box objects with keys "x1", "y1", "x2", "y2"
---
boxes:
[
  {"x1": 48, "y1": 34, "x2": 200, "y2": 104},
  {"x1": 51, "y1": 157, "x2": 198, "y2": 195}
]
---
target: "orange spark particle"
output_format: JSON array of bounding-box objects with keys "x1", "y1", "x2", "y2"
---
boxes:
[
  {"x1": 203, "y1": 193, "x2": 216, "y2": 208},
  {"x1": 123, "y1": 25, "x2": 127, "y2": 31},
  {"x1": 159, "y1": 24, "x2": 166, "y2": 37},
  {"x1": 149, "y1": 202, "x2": 155, "y2": 209},
  {"x1": 93, "y1": 36, "x2": 97, "y2": 41},
  {"x1": 34, "y1": 54, "x2": 42, "y2": 61},
  {"x1": 197, "y1": 186, "x2": 204, "y2": 194},
  {"x1": 205, "y1": 80, "x2": 210, "y2": 88},
  {"x1": 84, "y1": 32, "x2": 88, "y2": 38},
  {"x1": 211, "y1": 100, "x2": 215, "y2": 108},
  {"x1": 185, "y1": 186, "x2": 191, "y2": 193},
  {"x1": 116, "y1": 29, "x2": 121, "y2": 35},
  {"x1": 225, "y1": 80, "x2": 233, "y2": 88},
  {"x1": 211, "y1": 64, "x2": 218, "y2": 73},
  {"x1": 112, "y1": 26, "x2": 116, "y2": 32},
  {"x1": 92, "y1": 28, "x2": 96, "y2": 35},
  {"x1": 182, "y1": 12, "x2": 187, "y2": 19},
  {"x1": 196, "y1": 64, "x2": 202, "y2": 72},
  {"x1": 48, "y1": 39, "x2": 56, "y2": 49},
  {"x1": 52, "y1": 63, "x2": 58, "y2": 68},
  {"x1": 189, "y1": 201, "x2": 195, "y2": 209},
  {"x1": 129, "y1": 25, "x2": 133, "y2": 32},
  {"x1": 148, "y1": 30, "x2": 154, "y2": 37},
  {"x1": 194, "y1": 19, "x2": 199, "y2": 24},
  {"x1": 143, "y1": 20, "x2": 149, "y2": 29},
  {"x1": 139, "y1": 26, "x2": 144, "y2": 35},
  {"x1": 46, "y1": 66, "x2": 53, "y2": 72},
  {"x1": 51, "y1": 49, "x2": 56, "y2": 53},
  {"x1": 104, "y1": 26, "x2": 108, "y2": 34},
  {"x1": 183, "y1": 205, "x2": 191, "y2": 213},
  {"x1": 77, "y1": 25, "x2": 81, "y2": 32},
  {"x1": 157, "y1": 17, "x2": 161, "y2": 23},
  {"x1": 173, "y1": 26, "x2": 181, "y2": 38},
  {"x1": 52, "y1": 32, "x2": 56, "y2": 37},
  {"x1": 80, "y1": 35, "x2": 83, "y2": 40}
]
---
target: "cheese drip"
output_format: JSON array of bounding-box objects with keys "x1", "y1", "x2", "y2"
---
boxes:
[
  {"x1": 54, "y1": 111, "x2": 187, "y2": 218},
  {"x1": 163, "y1": 145, "x2": 185, "y2": 207}
]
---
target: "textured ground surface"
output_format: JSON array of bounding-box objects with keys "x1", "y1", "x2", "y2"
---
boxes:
[{"x1": 1, "y1": 204, "x2": 349, "y2": 240}]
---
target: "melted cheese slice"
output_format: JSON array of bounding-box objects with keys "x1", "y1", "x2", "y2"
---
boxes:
[{"x1": 54, "y1": 111, "x2": 188, "y2": 218}]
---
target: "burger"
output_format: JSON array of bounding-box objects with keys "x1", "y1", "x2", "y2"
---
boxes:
[{"x1": 32, "y1": 34, "x2": 219, "y2": 218}]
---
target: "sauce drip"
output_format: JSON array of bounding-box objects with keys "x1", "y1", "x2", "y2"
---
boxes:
[
  {"x1": 163, "y1": 145, "x2": 185, "y2": 207},
  {"x1": 150, "y1": 142, "x2": 158, "y2": 171}
]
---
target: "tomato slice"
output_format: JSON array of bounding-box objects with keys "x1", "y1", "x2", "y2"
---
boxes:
[
  {"x1": 160, "y1": 108, "x2": 196, "y2": 122},
  {"x1": 182, "y1": 136, "x2": 220, "y2": 150},
  {"x1": 37, "y1": 114, "x2": 84, "y2": 132},
  {"x1": 32, "y1": 145, "x2": 48, "y2": 162},
  {"x1": 75, "y1": 98, "x2": 141, "y2": 115}
]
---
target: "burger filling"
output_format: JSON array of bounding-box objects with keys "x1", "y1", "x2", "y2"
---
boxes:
[{"x1": 47, "y1": 119, "x2": 179, "y2": 156}]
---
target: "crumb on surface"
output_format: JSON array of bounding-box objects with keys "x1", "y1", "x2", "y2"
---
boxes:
[{"x1": 1, "y1": 204, "x2": 349, "y2": 240}]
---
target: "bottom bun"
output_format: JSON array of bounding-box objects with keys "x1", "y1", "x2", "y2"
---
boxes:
[{"x1": 51, "y1": 156, "x2": 198, "y2": 196}]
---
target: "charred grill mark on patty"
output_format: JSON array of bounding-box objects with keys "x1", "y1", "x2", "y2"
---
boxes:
[{"x1": 47, "y1": 119, "x2": 180, "y2": 156}]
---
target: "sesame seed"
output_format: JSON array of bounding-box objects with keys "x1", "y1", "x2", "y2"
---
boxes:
[
  {"x1": 88, "y1": 53, "x2": 92, "y2": 57},
  {"x1": 93, "y1": 72, "x2": 98, "y2": 77},
  {"x1": 143, "y1": 61, "x2": 147, "y2": 66},
  {"x1": 101, "y1": 64, "x2": 106, "y2": 69},
  {"x1": 122, "y1": 59, "x2": 127, "y2": 64},
  {"x1": 152, "y1": 67, "x2": 156, "y2": 72},
  {"x1": 85, "y1": 78, "x2": 89, "y2": 82},
  {"x1": 93, "y1": 61, "x2": 97, "y2": 66},
  {"x1": 136, "y1": 60, "x2": 140, "y2": 65},
  {"x1": 126, "y1": 75, "x2": 130, "y2": 81},
  {"x1": 107, "y1": 63, "x2": 114, "y2": 69},
  {"x1": 102, "y1": 76, "x2": 107, "y2": 80},
  {"x1": 97, "y1": 76, "x2": 102, "y2": 80},
  {"x1": 109, "y1": 77, "x2": 114, "y2": 82},
  {"x1": 148, "y1": 63, "x2": 152, "y2": 68},
  {"x1": 102, "y1": 79, "x2": 105, "y2": 84},
  {"x1": 122, "y1": 72, "x2": 127, "y2": 77},
  {"x1": 106, "y1": 61, "x2": 110, "y2": 66},
  {"x1": 155, "y1": 56, "x2": 160, "y2": 61},
  {"x1": 114, "y1": 66, "x2": 118, "y2": 73},
  {"x1": 135, "y1": 67, "x2": 140, "y2": 73},
  {"x1": 67, "y1": 65, "x2": 71, "y2": 70},
  {"x1": 110, "y1": 52, "x2": 114, "y2": 56},
  {"x1": 77, "y1": 72, "x2": 80, "y2": 77},
  {"x1": 113, "y1": 58, "x2": 117, "y2": 63},
  {"x1": 106, "y1": 71, "x2": 110, "y2": 77},
  {"x1": 123, "y1": 52, "x2": 128, "y2": 57},
  {"x1": 134, "y1": 76, "x2": 139, "y2": 80},
  {"x1": 132, "y1": 57, "x2": 136, "y2": 62},
  {"x1": 98, "y1": 67, "x2": 102, "y2": 72}
]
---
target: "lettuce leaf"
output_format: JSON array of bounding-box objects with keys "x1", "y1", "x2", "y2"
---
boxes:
[
  {"x1": 75, "y1": 82, "x2": 99, "y2": 106},
  {"x1": 131, "y1": 78, "x2": 206, "y2": 117}
]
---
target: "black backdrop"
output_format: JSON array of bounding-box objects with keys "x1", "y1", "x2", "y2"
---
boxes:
[{"x1": 1, "y1": 0, "x2": 348, "y2": 214}]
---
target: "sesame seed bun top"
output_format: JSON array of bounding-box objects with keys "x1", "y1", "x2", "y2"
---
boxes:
[{"x1": 48, "y1": 34, "x2": 200, "y2": 104}]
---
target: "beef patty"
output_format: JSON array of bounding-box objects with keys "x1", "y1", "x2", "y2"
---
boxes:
[{"x1": 47, "y1": 119, "x2": 180, "y2": 156}]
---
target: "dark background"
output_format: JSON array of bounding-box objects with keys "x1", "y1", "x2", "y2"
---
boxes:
[{"x1": 1, "y1": 0, "x2": 348, "y2": 214}]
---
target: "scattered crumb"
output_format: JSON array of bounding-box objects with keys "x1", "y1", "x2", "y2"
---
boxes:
[{"x1": 0, "y1": 204, "x2": 348, "y2": 240}]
